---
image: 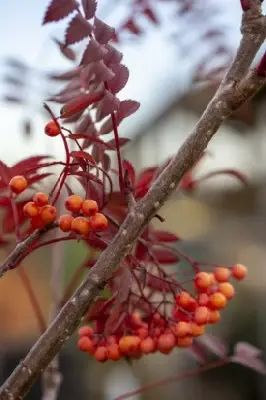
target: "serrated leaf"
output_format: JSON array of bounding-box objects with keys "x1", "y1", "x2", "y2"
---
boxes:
[
  {"x1": 93, "y1": 17, "x2": 115, "y2": 45},
  {"x1": 80, "y1": 39, "x2": 108, "y2": 66},
  {"x1": 143, "y1": 7, "x2": 159, "y2": 24},
  {"x1": 53, "y1": 38, "x2": 76, "y2": 61},
  {"x1": 65, "y1": 13, "x2": 92, "y2": 45},
  {"x1": 152, "y1": 248, "x2": 180, "y2": 264},
  {"x1": 198, "y1": 334, "x2": 229, "y2": 359},
  {"x1": 0, "y1": 161, "x2": 11, "y2": 184},
  {"x1": 98, "y1": 116, "x2": 114, "y2": 135},
  {"x1": 103, "y1": 44, "x2": 123, "y2": 66},
  {"x1": 60, "y1": 92, "x2": 104, "y2": 118},
  {"x1": 89, "y1": 60, "x2": 115, "y2": 83},
  {"x1": 108, "y1": 64, "x2": 129, "y2": 94},
  {"x1": 48, "y1": 66, "x2": 83, "y2": 81},
  {"x1": 106, "y1": 137, "x2": 130, "y2": 150},
  {"x1": 96, "y1": 91, "x2": 120, "y2": 122},
  {"x1": 122, "y1": 18, "x2": 142, "y2": 35},
  {"x1": 43, "y1": 0, "x2": 79, "y2": 24},
  {"x1": 70, "y1": 171, "x2": 103, "y2": 184},
  {"x1": 81, "y1": 0, "x2": 97, "y2": 19},
  {"x1": 122, "y1": 160, "x2": 136, "y2": 186},
  {"x1": 146, "y1": 274, "x2": 173, "y2": 292},
  {"x1": 152, "y1": 230, "x2": 180, "y2": 243},
  {"x1": 75, "y1": 113, "x2": 94, "y2": 132},
  {"x1": 70, "y1": 150, "x2": 96, "y2": 164},
  {"x1": 234, "y1": 342, "x2": 262, "y2": 359},
  {"x1": 27, "y1": 173, "x2": 54, "y2": 186},
  {"x1": 117, "y1": 99, "x2": 140, "y2": 120},
  {"x1": 135, "y1": 167, "x2": 157, "y2": 198}
]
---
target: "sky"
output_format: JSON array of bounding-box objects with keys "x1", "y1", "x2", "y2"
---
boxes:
[{"x1": 0, "y1": 0, "x2": 264, "y2": 169}]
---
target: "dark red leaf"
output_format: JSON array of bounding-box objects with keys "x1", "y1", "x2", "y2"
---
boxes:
[
  {"x1": 86, "y1": 297, "x2": 114, "y2": 321},
  {"x1": 122, "y1": 160, "x2": 136, "y2": 186},
  {"x1": 27, "y1": 173, "x2": 54, "y2": 186},
  {"x1": 103, "y1": 153, "x2": 111, "y2": 171},
  {"x1": 65, "y1": 13, "x2": 92, "y2": 45},
  {"x1": 0, "y1": 197, "x2": 10, "y2": 207},
  {"x1": 12, "y1": 156, "x2": 51, "y2": 177},
  {"x1": 96, "y1": 91, "x2": 120, "y2": 122},
  {"x1": 98, "y1": 116, "x2": 114, "y2": 135},
  {"x1": 152, "y1": 230, "x2": 180, "y2": 243},
  {"x1": 48, "y1": 66, "x2": 83, "y2": 81},
  {"x1": 106, "y1": 138, "x2": 130, "y2": 149},
  {"x1": 117, "y1": 100, "x2": 140, "y2": 120},
  {"x1": 0, "y1": 235, "x2": 9, "y2": 247},
  {"x1": 43, "y1": 0, "x2": 78, "y2": 24},
  {"x1": 80, "y1": 39, "x2": 108, "y2": 65},
  {"x1": 103, "y1": 44, "x2": 123, "y2": 66},
  {"x1": 81, "y1": 0, "x2": 97, "y2": 19},
  {"x1": 108, "y1": 64, "x2": 129, "y2": 94},
  {"x1": 198, "y1": 334, "x2": 229, "y2": 359},
  {"x1": 135, "y1": 241, "x2": 148, "y2": 260},
  {"x1": 234, "y1": 342, "x2": 262, "y2": 359},
  {"x1": 0, "y1": 161, "x2": 11, "y2": 184},
  {"x1": 122, "y1": 18, "x2": 142, "y2": 35},
  {"x1": 199, "y1": 169, "x2": 248, "y2": 186},
  {"x1": 152, "y1": 248, "x2": 180, "y2": 264},
  {"x1": 87, "y1": 236, "x2": 107, "y2": 250},
  {"x1": 60, "y1": 92, "x2": 104, "y2": 118},
  {"x1": 143, "y1": 7, "x2": 159, "y2": 24},
  {"x1": 146, "y1": 274, "x2": 173, "y2": 292},
  {"x1": 70, "y1": 150, "x2": 95, "y2": 164},
  {"x1": 135, "y1": 167, "x2": 157, "y2": 198},
  {"x1": 93, "y1": 17, "x2": 115, "y2": 45},
  {"x1": 105, "y1": 309, "x2": 126, "y2": 335},
  {"x1": 53, "y1": 38, "x2": 76, "y2": 61},
  {"x1": 70, "y1": 171, "x2": 103, "y2": 184},
  {"x1": 75, "y1": 113, "x2": 94, "y2": 133}
]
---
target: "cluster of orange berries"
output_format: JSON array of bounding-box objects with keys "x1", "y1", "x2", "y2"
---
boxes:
[
  {"x1": 8, "y1": 176, "x2": 108, "y2": 233},
  {"x1": 77, "y1": 264, "x2": 247, "y2": 362}
]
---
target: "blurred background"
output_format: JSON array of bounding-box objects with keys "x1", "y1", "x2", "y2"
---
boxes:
[{"x1": 1, "y1": 0, "x2": 266, "y2": 399}]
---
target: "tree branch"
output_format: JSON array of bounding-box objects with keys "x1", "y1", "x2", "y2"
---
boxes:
[{"x1": 0, "y1": 3, "x2": 266, "y2": 399}]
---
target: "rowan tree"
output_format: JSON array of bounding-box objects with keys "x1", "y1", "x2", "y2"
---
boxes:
[{"x1": 0, "y1": 1, "x2": 266, "y2": 399}]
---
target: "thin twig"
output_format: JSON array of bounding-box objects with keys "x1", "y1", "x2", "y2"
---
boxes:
[{"x1": 0, "y1": 3, "x2": 265, "y2": 398}]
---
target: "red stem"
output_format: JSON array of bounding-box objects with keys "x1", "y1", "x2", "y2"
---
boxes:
[
  {"x1": 115, "y1": 358, "x2": 229, "y2": 400},
  {"x1": 104, "y1": 82, "x2": 125, "y2": 194}
]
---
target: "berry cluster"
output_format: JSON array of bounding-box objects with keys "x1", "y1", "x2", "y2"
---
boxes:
[
  {"x1": 77, "y1": 264, "x2": 247, "y2": 362},
  {"x1": 8, "y1": 176, "x2": 108, "y2": 234}
]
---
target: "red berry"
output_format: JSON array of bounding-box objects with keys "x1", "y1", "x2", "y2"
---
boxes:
[
  {"x1": 33, "y1": 192, "x2": 49, "y2": 207},
  {"x1": 30, "y1": 214, "x2": 46, "y2": 229},
  {"x1": 190, "y1": 322, "x2": 205, "y2": 337},
  {"x1": 65, "y1": 194, "x2": 83, "y2": 212},
  {"x1": 90, "y1": 213, "x2": 108, "y2": 232},
  {"x1": 157, "y1": 333, "x2": 175, "y2": 354},
  {"x1": 40, "y1": 205, "x2": 57, "y2": 225},
  {"x1": 232, "y1": 264, "x2": 247, "y2": 280},
  {"x1": 194, "y1": 306, "x2": 209, "y2": 325},
  {"x1": 9, "y1": 176, "x2": 28, "y2": 194},
  {"x1": 82, "y1": 199, "x2": 99, "y2": 216},
  {"x1": 218, "y1": 282, "x2": 235, "y2": 300},
  {"x1": 208, "y1": 309, "x2": 220, "y2": 324},
  {"x1": 23, "y1": 201, "x2": 39, "y2": 218},
  {"x1": 71, "y1": 216, "x2": 90, "y2": 236},
  {"x1": 78, "y1": 326, "x2": 94, "y2": 338},
  {"x1": 175, "y1": 292, "x2": 197, "y2": 311},
  {"x1": 214, "y1": 267, "x2": 231, "y2": 282},
  {"x1": 45, "y1": 120, "x2": 61, "y2": 137},
  {"x1": 208, "y1": 292, "x2": 227, "y2": 310},
  {"x1": 78, "y1": 337, "x2": 94, "y2": 354},
  {"x1": 58, "y1": 214, "x2": 74, "y2": 232},
  {"x1": 140, "y1": 337, "x2": 156, "y2": 354},
  {"x1": 176, "y1": 336, "x2": 193, "y2": 348},
  {"x1": 107, "y1": 344, "x2": 121, "y2": 361},
  {"x1": 119, "y1": 336, "x2": 141, "y2": 356},
  {"x1": 194, "y1": 272, "x2": 213, "y2": 291},
  {"x1": 173, "y1": 321, "x2": 192, "y2": 338},
  {"x1": 94, "y1": 346, "x2": 107, "y2": 362}
]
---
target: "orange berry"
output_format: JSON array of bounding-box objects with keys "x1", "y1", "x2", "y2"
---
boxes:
[
  {"x1": 78, "y1": 337, "x2": 94, "y2": 354},
  {"x1": 208, "y1": 292, "x2": 227, "y2": 310},
  {"x1": 44, "y1": 120, "x2": 61, "y2": 137},
  {"x1": 208, "y1": 309, "x2": 220, "y2": 324},
  {"x1": 214, "y1": 267, "x2": 231, "y2": 282},
  {"x1": 30, "y1": 214, "x2": 46, "y2": 229},
  {"x1": 78, "y1": 326, "x2": 94, "y2": 338},
  {"x1": 140, "y1": 337, "x2": 156, "y2": 354},
  {"x1": 23, "y1": 201, "x2": 39, "y2": 218},
  {"x1": 194, "y1": 306, "x2": 209, "y2": 325},
  {"x1": 232, "y1": 264, "x2": 247, "y2": 280},
  {"x1": 197, "y1": 293, "x2": 209, "y2": 307},
  {"x1": 9, "y1": 175, "x2": 28, "y2": 194},
  {"x1": 65, "y1": 194, "x2": 83, "y2": 212},
  {"x1": 82, "y1": 199, "x2": 99, "y2": 216},
  {"x1": 130, "y1": 312, "x2": 143, "y2": 328},
  {"x1": 194, "y1": 272, "x2": 213, "y2": 291},
  {"x1": 33, "y1": 192, "x2": 49, "y2": 207},
  {"x1": 90, "y1": 213, "x2": 108, "y2": 232},
  {"x1": 119, "y1": 336, "x2": 141, "y2": 356},
  {"x1": 71, "y1": 216, "x2": 90, "y2": 236},
  {"x1": 94, "y1": 346, "x2": 107, "y2": 362},
  {"x1": 173, "y1": 321, "x2": 192, "y2": 338},
  {"x1": 176, "y1": 336, "x2": 193, "y2": 348},
  {"x1": 106, "y1": 335, "x2": 117, "y2": 345},
  {"x1": 218, "y1": 282, "x2": 235, "y2": 300},
  {"x1": 190, "y1": 322, "x2": 205, "y2": 337},
  {"x1": 40, "y1": 205, "x2": 57, "y2": 225},
  {"x1": 58, "y1": 214, "x2": 74, "y2": 232},
  {"x1": 175, "y1": 292, "x2": 197, "y2": 311},
  {"x1": 209, "y1": 272, "x2": 216, "y2": 284},
  {"x1": 137, "y1": 328, "x2": 149, "y2": 340},
  {"x1": 157, "y1": 333, "x2": 175, "y2": 354},
  {"x1": 107, "y1": 344, "x2": 121, "y2": 361}
]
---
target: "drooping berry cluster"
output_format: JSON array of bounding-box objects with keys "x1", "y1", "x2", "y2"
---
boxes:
[
  {"x1": 8, "y1": 176, "x2": 108, "y2": 234},
  {"x1": 77, "y1": 264, "x2": 247, "y2": 362}
]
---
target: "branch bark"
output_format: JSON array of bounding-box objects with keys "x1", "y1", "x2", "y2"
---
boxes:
[{"x1": 0, "y1": 3, "x2": 265, "y2": 399}]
